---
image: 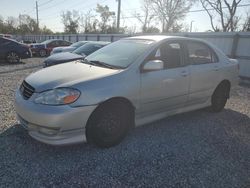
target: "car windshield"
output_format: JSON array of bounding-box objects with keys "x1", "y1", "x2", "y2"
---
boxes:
[
  {"x1": 70, "y1": 41, "x2": 86, "y2": 48},
  {"x1": 73, "y1": 43, "x2": 106, "y2": 56},
  {"x1": 85, "y1": 39, "x2": 154, "y2": 69}
]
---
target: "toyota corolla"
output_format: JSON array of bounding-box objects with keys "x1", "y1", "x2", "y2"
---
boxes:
[{"x1": 15, "y1": 36, "x2": 239, "y2": 148}]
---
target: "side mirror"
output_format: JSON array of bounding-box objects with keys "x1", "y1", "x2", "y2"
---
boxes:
[
  {"x1": 142, "y1": 60, "x2": 164, "y2": 72},
  {"x1": 81, "y1": 53, "x2": 86, "y2": 57}
]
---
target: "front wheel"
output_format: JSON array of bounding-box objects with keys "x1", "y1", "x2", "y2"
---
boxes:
[
  {"x1": 211, "y1": 85, "x2": 229, "y2": 112},
  {"x1": 6, "y1": 52, "x2": 20, "y2": 63},
  {"x1": 86, "y1": 102, "x2": 132, "y2": 148}
]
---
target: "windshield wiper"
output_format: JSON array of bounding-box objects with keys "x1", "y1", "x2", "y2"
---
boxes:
[{"x1": 82, "y1": 59, "x2": 123, "y2": 69}]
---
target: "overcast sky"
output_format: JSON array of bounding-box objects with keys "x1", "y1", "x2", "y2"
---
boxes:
[{"x1": 0, "y1": 0, "x2": 249, "y2": 32}]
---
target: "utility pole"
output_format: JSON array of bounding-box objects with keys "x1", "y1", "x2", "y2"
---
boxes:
[
  {"x1": 36, "y1": 1, "x2": 39, "y2": 29},
  {"x1": 190, "y1": 20, "x2": 194, "y2": 32},
  {"x1": 116, "y1": 0, "x2": 121, "y2": 30}
]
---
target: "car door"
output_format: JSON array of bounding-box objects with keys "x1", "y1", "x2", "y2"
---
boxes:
[
  {"x1": 139, "y1": 40, "x2": 190, "y2": 116},
  {"x1": 0, "y1": 38, "x2": 5, "y2": 58},
  {"x1": 0, "y1": 38, "x2": 11, "y2": 58},
  {"x1": 185, "y1": 40, "x2": 222, "y2": 105}
]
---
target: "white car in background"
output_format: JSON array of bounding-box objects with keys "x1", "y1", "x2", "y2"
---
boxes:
[{"x1": 15, "y1": 36, "x2": 239, "y2": 148}]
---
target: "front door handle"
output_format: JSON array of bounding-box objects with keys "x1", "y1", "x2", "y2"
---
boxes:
[
  {"x1": 181, "y1": 70, "x2": 188, "y2": 77},
  {"x1": 213, "y1": 66, "x2": 220, "y2": 71}
]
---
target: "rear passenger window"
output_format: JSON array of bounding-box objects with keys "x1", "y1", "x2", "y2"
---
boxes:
[
  {"x1": 60, "y1": 41, "x2": 70, "y2": 46},
  {"x1": 187, "y1": 42, "x2": 218, "y2": 65}
]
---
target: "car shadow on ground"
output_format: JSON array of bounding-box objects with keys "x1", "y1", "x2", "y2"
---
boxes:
[{"x1": 1, "y1": 108, "x2": 250, "y2": 187}]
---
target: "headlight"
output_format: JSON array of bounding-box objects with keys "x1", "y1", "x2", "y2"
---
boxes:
[{"x1": 34, "y1": 88, "x2": 81, "y2": 105}]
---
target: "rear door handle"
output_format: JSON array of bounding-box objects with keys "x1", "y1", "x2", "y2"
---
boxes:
[{"x1": 213, "y1": 66, "x2": 220, "y2": 71}]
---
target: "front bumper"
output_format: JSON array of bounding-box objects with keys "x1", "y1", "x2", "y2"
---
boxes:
[
  {"x1": 20, "y1": 49, "x2": 32, "y2": 59},
  {"x1": 15, "y1": 90, "x2": 97, "y2": 145}
]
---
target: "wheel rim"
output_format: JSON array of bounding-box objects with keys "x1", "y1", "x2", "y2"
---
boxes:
[
  {"x1": 40, "y1": 50, "x2": 46, "y2": 57},
  {"x1": 7, "y1": 52, "x2": 19, "y2": 63}
]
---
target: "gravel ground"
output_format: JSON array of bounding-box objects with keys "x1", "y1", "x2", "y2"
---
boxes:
[{"x1": 0, "y1": 59, "x2": 250, "y2": 187}]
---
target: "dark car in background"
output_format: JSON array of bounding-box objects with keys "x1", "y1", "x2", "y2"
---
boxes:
[
  {"x1": 0, "y1": 37, "x2": 31, "y2": 63},
  {"x1": 44, "y1": 41, "x2": 110, "y2": 67},
  {"x1": 30, "y1": 39, "x2": 72, "y2": 57},
  {"x1": 0, "y1": 34, "x2": 13, "y2": 39},
  {"x1": 51, "y1": 41, "x2": 88, "y2": 55}
]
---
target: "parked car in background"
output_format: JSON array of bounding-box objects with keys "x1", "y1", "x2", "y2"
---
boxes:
[
  {"x1": 51, "y1": 41, "x2": 88, "y2": 55},
  {"x1": 15, "y1": 36, "x2": 239, "y2": 148},
  {"x1": 43, "y1": 41, "x2": 110, "y2": 67},
  {"x1": 0, "y1": 34, "x2": 13, "y2": 39},
  {"x1": 22, "y1": 40, "x2": 37, "y2": 44},
  {"x1": 29, "y1": 39, "x2": 72, "y2": 57},
  {"x1": 0, "y1": 37, "x2": 31, "y2": 63}
]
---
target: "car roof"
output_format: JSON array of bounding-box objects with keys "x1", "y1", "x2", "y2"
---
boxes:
[
  {"x1": 124, "y1": 35, "x2": 212, "y2": 45},
  {"x1": 85, "y1": 41, "x2": 110, "y2": 45},
  {"x1": 42, "y1": 39, "x2": 70, "y2": 42},
  {"x1": 125, "y1": 35, "x2": 179, "y2": 41},
  {"x1": 1, "y1": 37, "x2": 18, "y2": 43}
]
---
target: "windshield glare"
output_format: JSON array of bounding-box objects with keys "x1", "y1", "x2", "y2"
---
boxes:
[
  {"x1": 73, "y1": 43, "x2": 105, "y2": 56},
  {"x1": 85, "y1": 39, "x2": 154, "y2": 69},
  {"x1": 71, "y1": 41, "x2": 86, "y2": 48}
]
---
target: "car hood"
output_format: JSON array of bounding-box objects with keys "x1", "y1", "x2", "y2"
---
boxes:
[
  {"x1": 25, "y1": 61, "x2": 120, "y2": 92},
  {"x1": 53, "y1": 46, "x2": 75, "y2": 52},
  {"x1": 45, "y1": 52, "x2": 83, "y2": 63}
]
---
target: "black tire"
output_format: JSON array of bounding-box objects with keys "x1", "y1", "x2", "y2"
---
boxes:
[
  {"x1": 86, "y1": 101, "x2": 132, "y2": 148},
  {"x1": 39, "y1": 49, "x2": 47, "y2": 57},
  {"x1": 6, "y1": 52, "x2": 20, "y2": 63},
  {"x1": 211, "y1": 84, "x2": 229, "y2": 112}
]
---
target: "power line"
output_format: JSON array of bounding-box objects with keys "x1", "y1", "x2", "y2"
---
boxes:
[
  {"x1": 39, "y1": 0, "x2": 54, "y2": 7},
  {"x1": 39, "y1": 1, "x2": 62, "y2": 11},
  {"x1": 40, "y1": 0, "x2": 109, "y2": 20},
  {"x1": 120, "y1": 3, "x2": 250, "y2": 19},
  {"x1": 189, "y1": 3, "x2": 250, "y2": 13}
]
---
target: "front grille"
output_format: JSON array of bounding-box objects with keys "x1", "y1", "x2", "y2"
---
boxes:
[{"x1": 20, "y1": 80, "x2": 35, "y2": 100}]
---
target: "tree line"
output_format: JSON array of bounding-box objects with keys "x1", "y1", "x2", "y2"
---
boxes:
[
  {"x1": 0, "y1": 0, "x2": 249, "y2": 35},
  {"x1": 0, "y1": 14, "x2": 53, "y2": 35}
]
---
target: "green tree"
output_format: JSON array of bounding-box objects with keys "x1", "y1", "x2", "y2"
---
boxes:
[
  {"x1": 242, "y1": 15, "x2": 250, "y2": 31},
  {"x1": 79, "y1": 10, "x2": 98, "y2": 33},
  {"x1": 151, "y1": 0, "x2": 195, "y2": 32},
  {"x1": 145, "y1": 26, "x2": 160, "y2": 33},
  {"x1": 200, "y1": 0, "x2": 242, "y2": 32},
  {"x1": 40, "y1": 26, "x2": 53, "y2": 34},
  {"x1": 61, "y1": 10, "x2": 79, "y2": 33},
  {"x1": 18, "y1": 14, "x2": 39, "y2": 34},
  {"x1": 96, "y1": 4, "x2": 115, "y2": 33},
  {"x1": 135, "y1": 0, "x2": 155, "y2": 33}
]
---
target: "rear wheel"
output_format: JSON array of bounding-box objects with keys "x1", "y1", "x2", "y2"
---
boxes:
[
  {"x1": 6, "y1": 52, "x2": 20, "y2": 63},
  {"x1": 86, "y1": 101, "x2": 132, "y2": 148},
  {"x1": 211, "y1": 84, "x2": 229, "y2": 112},
  {"x1": 39, "y1": 49, "x2": 47, "y2": 57}
]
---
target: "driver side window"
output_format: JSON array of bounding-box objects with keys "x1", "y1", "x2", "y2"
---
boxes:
[{"x1": 148, "y1": 42, "x2": 182, "y2": 69}]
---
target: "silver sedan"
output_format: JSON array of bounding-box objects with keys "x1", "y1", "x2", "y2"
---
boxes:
[{"x1": 15, "y1": 36, "x2": 239, "y2": 147}]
